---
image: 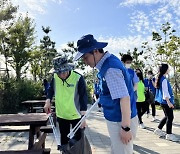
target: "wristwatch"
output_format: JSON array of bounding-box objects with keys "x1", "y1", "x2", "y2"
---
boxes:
[{"x1": 121, "y1": 126, "x2": 131, "y2": 132}]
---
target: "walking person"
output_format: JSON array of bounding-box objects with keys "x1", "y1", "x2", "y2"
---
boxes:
[
  {"x1": 44, "y1": 56, "x2": 88, "y2": 146},
  {"x1": 136, "y1": 69, "x2": 147, "y2": 129},
  {"x1": 154, "y1": 64, "x2": 179, "y2": 142},
  {"x1": 93, "y1": 79, "x2": 102, "y2": 112},
  {"x1": 144, "y1": 70, "x2": 156, "y2": 121},
  {"x1": 43, "y1": 79, "x2": 50, "y2": 96},
  {"x1": 121, "y1": 54, "x2": 139, "y2": 100},
  {"x1": 74, "y1": 34, "x2": 138, "y2": 154}
]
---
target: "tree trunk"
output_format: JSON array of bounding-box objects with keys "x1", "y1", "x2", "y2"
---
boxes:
[{"x1": 16, "y1": 65, "x2": 21, "y2": 80}]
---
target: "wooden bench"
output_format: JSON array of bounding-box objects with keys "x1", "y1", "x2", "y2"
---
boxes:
[
  {"x1": 0, "y1": 148, "x2": 51, "y2": 154},
  {"x1": 0, "y1": 125, "x2": 53, "y2": 133},
  {"x1": 32, "y1": 106, "x2": 55, "y2": 112},
  {"x1": 0, "y1": 126, "x2": 53, "y2": 149}
]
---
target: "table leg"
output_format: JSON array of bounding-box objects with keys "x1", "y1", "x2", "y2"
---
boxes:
[{"x1": 28, "y1": 125, "x2": 35, "y2": 149}]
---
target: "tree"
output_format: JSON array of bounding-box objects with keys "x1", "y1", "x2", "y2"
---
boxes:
[
  {"x1": 0, "y1": 0, "x2": 17, "y2": 24},
  {"x1": 141, "y1": 41, "x2": 157, "y2": 73},
  {"x1": 167, "y1": 35, "x2": 180, "y2": 95},
  {"x1": 7, "y1": 14, "x2": 36, "y2": 80},
  {"x1": 40, "y1": 26, "x2": 57, "y2": 79},
  {"x1": 152, "y1": 22, "x2": 176, "y2": 63},
  {"x1": 152, "y1": 22, "x2": 179, "y2": 95},
  {"x1": 61, "y1": 41, "x2": 87, "y2": 70},
  {"x1": 29, "y1": 47, "x2": 42, "y2": 81},
  {"x1": 0, "y1": 0, "x2": 17, "y2": 78}
]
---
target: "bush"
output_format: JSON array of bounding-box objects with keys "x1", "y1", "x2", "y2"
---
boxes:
[
  {"x1": 86, "y1": 83, "x2": 93, "y2": 104},
  {"x1": 0, "y1": 77, "x2": 43, "y2": 114},
  {"x1": 174, "y1": 94, "x2": 180, "y2": 109}
]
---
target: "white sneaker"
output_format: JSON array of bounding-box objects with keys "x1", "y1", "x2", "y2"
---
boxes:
[
  {"x1": 166, "y1": 134, "x2": 179, "y2": 142},
  {"x1": 151, "y1": 116, "x2": 156, "y2": 122},
  {"x1": 147, "y1": 113, "x2": 150, "y2": 118},
  {"x1": 139, "y1": 123, "x2": 145, "y2": 129},
  {"x1": 154, "y1": 128, "x2": 166, "y2": 137}
]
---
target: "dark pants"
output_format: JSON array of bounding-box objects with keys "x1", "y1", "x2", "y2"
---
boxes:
[
  {"x1": 95, "y1": 94, "x2": 101, "y2": 108},
  {"x1": 158, "y1": 104, "x2": 174, "y2": 134},
  {"x1": 57, "y1": 117, "x2": 81, "y2": 145},
  {"x1": 147, "y1": 103, "x2": 156, "y2": 116},
  {"x1": 136, "y1": 101, "x2": 148, "y2": 124}
]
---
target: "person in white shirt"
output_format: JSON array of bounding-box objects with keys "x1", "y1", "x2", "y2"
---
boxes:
[{"x1": 154, "y1": 64, "x2": 179, "y2": 142}]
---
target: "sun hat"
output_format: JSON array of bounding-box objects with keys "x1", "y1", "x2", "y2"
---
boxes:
[
  {"x1": 74, "y1": 34, "x2": 108, "y2": 61},
  {"x1": 53, "y1": 56, "x2": 75, "y2": 73}
]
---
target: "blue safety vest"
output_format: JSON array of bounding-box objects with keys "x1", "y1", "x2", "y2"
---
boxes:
[
  {"x1": 97, "y1": 54, "x2": 137, "y2": 122},
  {"x1": 155, "y1": 76, "x2": 174, "y2": 104}
]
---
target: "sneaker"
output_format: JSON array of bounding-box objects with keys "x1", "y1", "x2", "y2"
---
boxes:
[
  {"x1": 139, "y1": 123, "x2": 145, "y2": 129},
  {"x1": 147, "y1": 113, "x2": 150, "y2": 118},
  {"x1": 166, "y1": 134, "x2": 179, "y2": 142},
  {"x1": 151, "y1": 116, "x2": 156, "y2": 122},
  {"x1": 154, "y1": 128, "x2": 166, "y2": 137}
]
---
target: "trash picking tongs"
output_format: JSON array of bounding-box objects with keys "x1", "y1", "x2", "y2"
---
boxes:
[
  {"x1": 48, "y1": 113, "x2": 62, "y2": 150},
  {"x1": 67, "y1": 98, "x2": 99, "y2": 139},
  {"x1": 48, "y1": 98, "x2": 99, "y2": 152}
]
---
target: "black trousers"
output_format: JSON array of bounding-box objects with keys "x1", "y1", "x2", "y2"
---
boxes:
[
  {"x1": 136, "y1": 101, "x2": 148, "y2": 124},
  {"x1": 57, "y1": 117, "x2": 81, "y2": 145},
  {"x1": 147, "y1": 103, "x2": 156, "y2": 116},
  {"x1": 158, "y1": 104, "x2": 174, "y2": 134}
]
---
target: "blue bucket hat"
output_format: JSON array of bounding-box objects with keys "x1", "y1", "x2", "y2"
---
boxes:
[
  {"x1": 74, "y1": 34, "x2": 108, "y2": 61},
  {"x1": 53, "y1": 56, "x2": 75, "y2": 73}
]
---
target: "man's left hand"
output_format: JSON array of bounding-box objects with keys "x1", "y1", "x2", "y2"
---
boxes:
[
  {"x1": 81, "y1": 120, "x2": 87, "y2": 128},
  {"x1": 120, "y1": 129, "x2": 132, "y2": 144}
]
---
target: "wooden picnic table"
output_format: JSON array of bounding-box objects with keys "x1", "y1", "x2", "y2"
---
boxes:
[
  {"x1": 0, "y1": 113, "x2": 49, "y2": 150},
  {"x1": 21, "y1": 100, "x2": 55, "y2": 113}
]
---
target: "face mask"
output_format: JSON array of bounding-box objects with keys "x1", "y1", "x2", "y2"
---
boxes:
[
  {"x1": 147, "y1": 75, "x2": 152, "y2": 79},
  {"x1": 125, "y1": 64, "x2": 131, "y2": 69},
  {"x1": 136, "y1": 72, "x2": 141, "y2": 78}
]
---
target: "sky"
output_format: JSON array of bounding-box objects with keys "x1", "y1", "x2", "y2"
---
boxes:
[{"x1": 11, "y1": 0, "x2": 180, "y2": 56}]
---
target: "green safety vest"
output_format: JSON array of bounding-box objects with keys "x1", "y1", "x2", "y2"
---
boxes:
[
  {"x1": 137, "y1": 80, "x2": 145, "y2": 102},
  {"x1": 54, "y1": 71, "x2": 81, "y2": 120}
]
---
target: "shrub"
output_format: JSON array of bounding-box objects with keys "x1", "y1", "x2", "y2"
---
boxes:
[
  {"x1": 174, "y1": 94, "x2": 180, "y2": 109},
  {"x1": 0, "y1": 77, "x2": 43, "y2": 113}
]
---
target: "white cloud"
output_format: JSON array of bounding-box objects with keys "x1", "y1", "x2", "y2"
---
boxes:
[
  {"x1": 128, "y1": 11, "x2": 150, "y2": 34},
  {"x1": 119, "y1": 0, "x2": 161, "y2": 6},
  {"x1": 12, "y1": 0, "x2": 63, "y2": 17},
  {"x1": 120, "y1": 0, "x2": 180, "y2": 16},
  {"x1": 98, "y1": 35, "x2": 151, "y2": 56},
  {"x1": 120, "y1": 0, "x2": 180, "y2": 35}
]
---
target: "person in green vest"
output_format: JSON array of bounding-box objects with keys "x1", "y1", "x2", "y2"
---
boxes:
[
  {"x1": 136, "y1": 68, "x2": 147, "y2": 129},
  {"x1": 44, "y1": 55, "x2": 88, "y2": 146}
]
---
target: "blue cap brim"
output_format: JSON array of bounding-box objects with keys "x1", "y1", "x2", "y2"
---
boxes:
[
  {"x1": 73, "y1": 42, "x2": 108, "y2": 61},
  {"x1": 73, "y1": 52, "x2": 84, "y2": 61}
]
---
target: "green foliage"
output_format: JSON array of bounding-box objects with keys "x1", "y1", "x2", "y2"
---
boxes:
[
  {"x1": 0, "y1": 77, "x2": 43, "y2": 113},
  {"x1": 6, "y1": 14, "x2": 36, "y2": 80},
  {"x1": 83, "y1": 69, "x2": 98, "y2": 104},
  {"x1": 0, "y1": 0, "x2": 17, "y2": 78},
  {"x1": 0, "y1": 0, "x2": 17, "y2": 23},
  {"x1": 86, "y1": 83, "x2": 93, "y2": 104},
  {"x1": 174, "y1": 94, "x2": 180, "y2": 109},
  {"x1": 61, "y1": 41, "x2": 86, "y2": 70},
  {"x1": 39, "y1": 26, "x2": 57, "y2": 79}
]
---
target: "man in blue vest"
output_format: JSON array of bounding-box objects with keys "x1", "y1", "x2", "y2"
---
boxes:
[
  {"x1": 74, "y1": 34, "x2": 138, "y2": 154},
  {"x1": 93, "y1": 79, "x2": 102, "y2": 111},
  {"x1": 44, "y1": 56, "x2": 88, "y2": 147},
  {"x1": 121, "y1": 54, "x2": 139, "y2": 101},
  {"x1": 144, "y1": 70, "x2": 156, "y2": 121}
]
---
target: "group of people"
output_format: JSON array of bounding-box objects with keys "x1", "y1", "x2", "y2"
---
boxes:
[
  {"x1": 121, "y1": 55, "x2": 156, "y2": 129},
  {"x1": 43, "y1": 34, "x2": 178, "y2": 154}
]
